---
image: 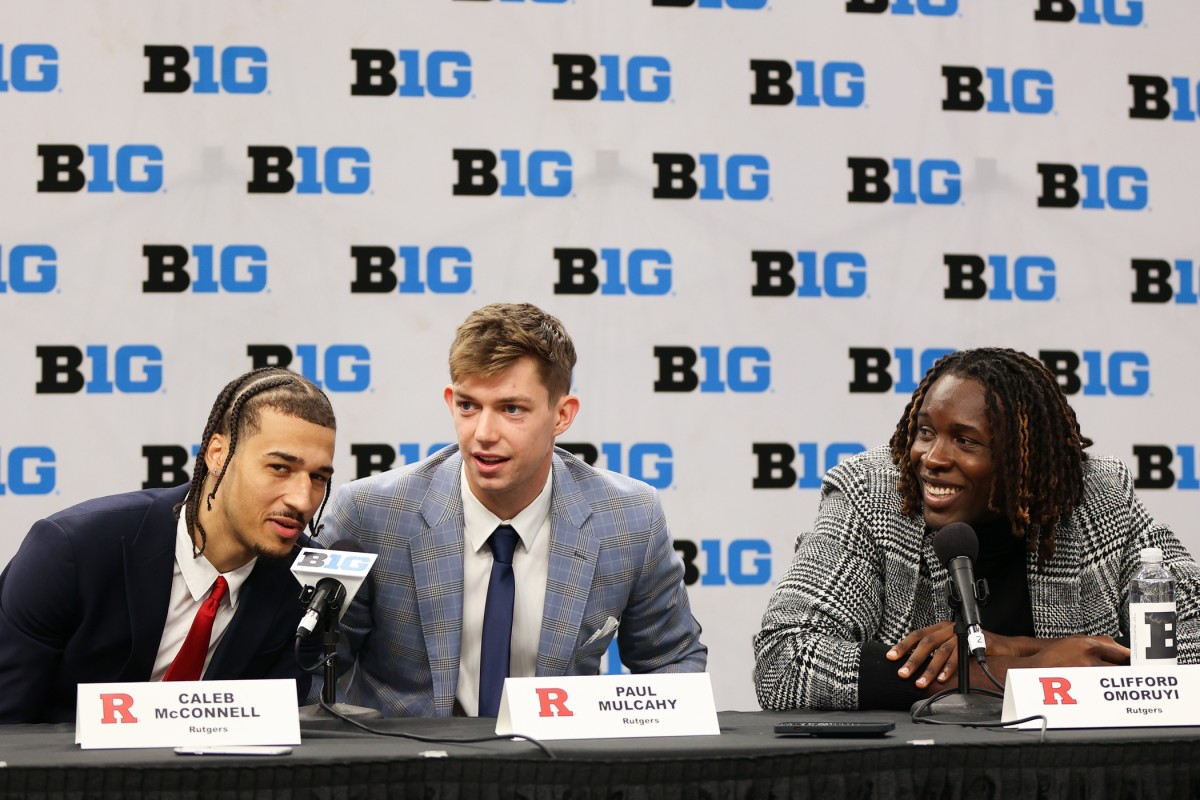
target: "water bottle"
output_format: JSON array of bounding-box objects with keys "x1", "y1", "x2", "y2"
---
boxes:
[{"x1": 1128, "y1": 547, "x2": 1178, "y2": 666}]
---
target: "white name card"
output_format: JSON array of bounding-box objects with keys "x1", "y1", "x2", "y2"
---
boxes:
[
  {"x1": 75, "y1": 679, "x2": 301, "y2": 750},
  {"x1": 1002, "y1": 664, "x2": 1200, "y2": 729},
  {"x1": 495, "y1": 673, "x2": 719, "y2": 741}
]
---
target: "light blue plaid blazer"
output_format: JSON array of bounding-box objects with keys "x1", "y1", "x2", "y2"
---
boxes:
[{"x1": 323, "y1": 445, "x2": 706, "y2": 717}]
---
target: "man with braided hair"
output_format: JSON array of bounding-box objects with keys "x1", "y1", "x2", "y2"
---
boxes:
[
  {"x1": 0, "y1": 367, "x2": 336, "y2": 722},
  {"x1": 755, "y1": 347, "x2": 1199, "y2": 711}
]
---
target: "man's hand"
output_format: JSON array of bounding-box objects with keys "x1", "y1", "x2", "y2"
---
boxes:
[{"x1": 887, "y1": 622, "x2": 958, "y2": 689}]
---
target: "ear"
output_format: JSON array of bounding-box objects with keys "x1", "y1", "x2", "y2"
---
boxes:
[
  {"x1": 552, "y1": 394, "x2": 580, "y2": 437},
  {"x1": 204, "y1": 433, "x2": 229, "y2": 475},
  {"x1": 443, "y1": 384, "x2": 455, "y2": 413}
]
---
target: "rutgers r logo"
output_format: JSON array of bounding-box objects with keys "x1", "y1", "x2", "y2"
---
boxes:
[
  {"x1": 1038, "y1": 677, "x2": 1077, "y2": 705},
  {"x1": 535, "y1": 687, "x2": 574, "y2": 717},
  {"x1": 100, "y1": 693, "x2": 139, "y2": 724}
]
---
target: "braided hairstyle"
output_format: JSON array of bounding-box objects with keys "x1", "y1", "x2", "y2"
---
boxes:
[
  {"x1": 174, "y1": 367, "x2": 337, "y2": 556},
  {"x1": 889, "y1": 348, "x2": 1092, "y2": 567}
]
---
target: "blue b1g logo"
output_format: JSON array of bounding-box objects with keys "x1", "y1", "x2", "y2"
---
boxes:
[
  {"x1": 652, "y1": 154, "x2": 770, "y2": 200},
  {"x1": 847, "y1": 158, "x2": 961, "y2": 205},
  {"x1": 0, "y1": 447, "x2": 56, "y2": 495},
  {"x1": 1131, "y1": 259, "x2": 1200, "y2": 304},
  {"x1": 0, "y1": 245, "x2": 57, "y2": 293},
  {"x1": 35, "y1": 345, "x2": 164, "y2": 394},
  {"x1": 1039, "y1": 350, "x2": 1149, "y2": 396},
  {"x1": 846, "y1": 0, "x2": 957, "y2": 14},
  {"x1": 452, "y1": 149, "x2": 573, "y2": 197},
  {"x1": 552, "y1": 54, "x2": 671, "y2": 102},
  {"x1": 142, "y1": 245, "x2": 267, "y2": 293},
  {"x1": 752, "y1": 442, "x2": 867, "y2": 488},
  {"x1": 749, "y1": 60, "x2": 865, "y2": 108},
  {"x1": 848, "y1": 347, "x2": 955, "y2": 394},
  {"x1": 942, "y1": 67, "x2": 1054, "y2": 114},
  {"x1": 751, "y1": 251, "x2": 867, "y2": 298},
  {"x1": 143, "y1": 45, "x2": 267, "y2": 94},
  {"x1": 0, "y1": 44, "x2": 58, "y2": 92},
  {"x1": 1037, "y1": 164, "x2": 1147, "y2": 210},
  {"x1": 1129, "y1": 75, "x2": 1200, "y2": 122},
  {"x1": 558, "y1": 443, "x2": 674, "y2": 489},
  {"x1": 943, "y1": 254, "x2": 1056, "y2": 301},
  {"x1": 1034, "y1": 0, "x2": 1142, "y2": 25},
  {"x1": 349, "y1": 246, "x2": 472, "y2": 294},
  {"x1": 653, "y1": 346, "x2": 771, "y2": 393},
  {"x1": 37, "y1": 145, "x2": 164, "y2": 193},
  {"x1": 348, "y1": 443, "x2": 452, "y2": 478},
  {"x1": 1133, "y1": 445, "x2": 1200, "y2": 490},
  {"x1": 652, "y1": 0, "x2": 767, "y2": 7},
  {"x1": 553, "y1": 248, "x2": 672, "y2": 296},
  {"x1": 247, "y1": 146, "x2": 371, "y2": 194},
  {"x1": 246, "y1": 345, "x2": 371, "y2": 392},
  {"x1": 350, "y1": 50, "x2": 471, "y2": 98},
  {"x1": 675, "y1": 538, "x2": 772, "y2": 586}
]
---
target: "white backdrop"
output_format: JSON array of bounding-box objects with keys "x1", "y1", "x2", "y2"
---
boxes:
[{"x1": 2, "y1": 0, "x2": 1197, "y2": 712}]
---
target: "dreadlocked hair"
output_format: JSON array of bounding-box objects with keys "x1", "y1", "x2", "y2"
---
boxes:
[
  {"x1": 888, "y1": 348, "x2": 1092, "y2": 568},
  {"x1": 174, "y1": 367, "x2": 337, "y2": 557}
]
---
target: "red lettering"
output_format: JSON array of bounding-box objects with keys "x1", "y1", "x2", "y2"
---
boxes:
[
  {"x1": 535, "y1": 687, "x2": 573, "y2": 718},
  {"x1": 1038, "y1": 677, "x2": 1077, "y2": 705},
  {"x1": 100, "y1": 693, "x2": 139, "y2": 724}
]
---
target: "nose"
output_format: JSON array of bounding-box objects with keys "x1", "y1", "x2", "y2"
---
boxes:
[
  {"x1": 282, "y1": 473, "x2": 319, "y2": 521},
  {"x1": 921, "y1": 435, "x2": 952, "y2": 470},
  {"x1": 474, "y1": 408, "x2": 499, "y2": 445}
]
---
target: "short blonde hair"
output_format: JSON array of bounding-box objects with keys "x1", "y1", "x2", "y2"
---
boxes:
[{"x1": 448, "y1": 303, "x2": 576, "y2": 402}]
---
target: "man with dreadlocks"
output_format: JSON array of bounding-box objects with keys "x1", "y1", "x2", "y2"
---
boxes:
[
  {"x1": 0, "y1": 367, "x2": 336, "y2": 723},
  {"x1": 754, "y1": 348, "x2": 1199, "y2": 711}
]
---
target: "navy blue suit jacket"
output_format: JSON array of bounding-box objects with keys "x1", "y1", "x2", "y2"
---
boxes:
[{"x1": 0, "y1": 485, "x2": 313, "y2": 723}]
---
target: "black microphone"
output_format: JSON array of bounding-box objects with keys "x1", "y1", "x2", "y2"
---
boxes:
[
  {"x1": 932, "y1": 522, "x2": 987, "y2": 660},
  {"x1": 293, "y1": 539, "x2": 367, "y2": 640}
]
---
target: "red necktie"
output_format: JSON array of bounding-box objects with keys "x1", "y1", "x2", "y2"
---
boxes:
[{"x1": 164, "y1": 576, "x2": 229, "y2": 682}]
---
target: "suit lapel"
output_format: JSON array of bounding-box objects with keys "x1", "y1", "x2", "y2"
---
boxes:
[
  {"x1": 415, "y1": 453, "x2": 467, "y2": 712},
  {"x1": 208, "y1": 559, "x2": 293, "y2": 677},
  {"x1": 122, "y1": 487, "x2": 185, "y2": 680},
  {"x1": 536, "y1": 456, "x2": 599, "y2": 676}
]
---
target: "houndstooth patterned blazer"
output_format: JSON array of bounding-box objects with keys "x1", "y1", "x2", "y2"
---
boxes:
[
  {"x1": 323, "y1": 445, "x2": 706, "y2": 717},
  {"x1": 754, "y1": 446, "x2": 1200, "y2": 711}
]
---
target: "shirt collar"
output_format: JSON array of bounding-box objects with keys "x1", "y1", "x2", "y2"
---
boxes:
[
  {"x1": 460, "y1": 462, "x2": 554, "y2": 555},
  {"x1": 175, "y1": 514, "x2": 257, "y2": 608}
]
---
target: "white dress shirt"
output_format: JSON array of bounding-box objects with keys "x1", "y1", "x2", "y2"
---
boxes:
[
  {"x1": 151, "y1": 515, "x2": 257, "y2": 681},
  {"x1": 455, "y1": 467, "x2": 552, "y2": 716}
]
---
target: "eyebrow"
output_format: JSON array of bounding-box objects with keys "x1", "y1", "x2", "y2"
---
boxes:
[
  {"x1": 265, "y1": 450, "x2": 335, "y2": 476},
  {"x1": 454, "y1": 390, "x2": 535, "y2": 406},
  {"x1": 915, "y1": 412, "x2": 987, "y2": 436}
]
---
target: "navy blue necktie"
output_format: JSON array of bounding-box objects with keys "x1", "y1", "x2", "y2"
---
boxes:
[{"x1": 479, "y1": 524, "x2": 518, "y2": 717}]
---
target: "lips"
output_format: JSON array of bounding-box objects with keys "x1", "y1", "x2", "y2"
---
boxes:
[
  {"x1": 473, "y1": 453, "x2": 509, "y2": 474},
  {"x1": 920, "y1": 477, "x2": 962, "y2": 508},
  {"x1": 267, "y1": 515, "x2": 303, "y2": 539}
]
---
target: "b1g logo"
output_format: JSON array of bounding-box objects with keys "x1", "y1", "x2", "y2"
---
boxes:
[
  {"x1": 846, "y1": 0, "x2": 957, "y2": 15},
  {"x1": 652, "y1": 0, "x2": 767, "y2": 8},
  {"x1": 558, "y1": 443, "x2": 674, "y2": 489},
  {"x1": 455, "y1": 0, "x2": 567, "y2": 3},
  {"x1": 1034, "y1": 0, "x2": 1143, "y2": 25},
  {"x1": 1130, "y1": 259, "x2": 1199, "y2": 304},
  {"x1": 0, "y1": 447, "x2": 56, "y2": 495},
  {"x1": 552, "y1": 55, "x2": 671, "y2": 102},
  {"x1": 1132, "y1": 445, "x2": 1200, "y2": 490},
  {"x1": 452, "y1": 149, "x2": 572, "y2": 197},
  {"x1": 1038, "y1": 349, "x2": 1149, "y2": 396},
  {"x1": 553, "y1": 248, "x2": 672, "y2": 296},
  {"x1": 350, "y1": 50, "x2": 471, "y2": 98},
  {"x1": 848, "y1": 347, "x2": 954, "y2": 394},
  {"x1": 751, "y1": 251, "x2": 866, "y2": 298},
  {"x1": 143, "y1": 45, "x2": 267, "y2": 94},
  {"x1": 943, "y1": 254, "x2": 1056, "y2": 301},
  {"x1": 142, "y1": 245, "x2": 267, "y2": 293},
  {"x1": 1036, "y1": 164, "x2": 1147, "y2": 210},
  {"x1": 653, "y1": 346, "x2": 771, "y2": 393},
  {"x1": 942, "y1": 67, "x2": 1054, "y2": 114},
  {"x1": 0, "y1": 44, "x2": 58, "y2": 92},
  {"x1": 847, "y1": 158, "x2": 961, "y2": 205},
  {"x1": 142, "y1": 444, "x2": 199, "y2": 489},
  {"x1": 749, "y1": 60, "x2": 865, "y2": 108},
  {"x1": 247, "y1": 146, "x2": 370, "y2": 194},
  {"x1": 349, "y1": 444, "x2": 451, "y2": 478},
  {"x1": 35, "y1": 345, "x2": 163, "y2": 394},
  {"x1": 1129, "y1": 75, "x2": 1200, "y2": 122},
  {"x1": 752, "y1": 442, "x2": 866, "y2": 489},
  {"x1": 246, "y1": 344, "x2": 371, "y2": 392},
  {"x1": 0, "y1": 245, "x2": 57, "y2": 293},
  {"x1": 349, "y1": 246, "x2": 472, "y2": 294},
  {"x1": 37, "y1": 145, "x2": 163, "y2": 193},
  {"x1": 674, "y1": 539, "x2": 771, "y2": 586},
  {"x1": 652, "y1": 154, "x2": 770, "y2": 200}
]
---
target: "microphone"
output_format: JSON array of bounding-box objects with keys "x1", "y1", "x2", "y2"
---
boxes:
[
  {"x1": 932, "y1": 522, "x2": 987, "y2": 660},
  {"x1": 290, "y1": 539, "x2": 377, "y2": 639}
]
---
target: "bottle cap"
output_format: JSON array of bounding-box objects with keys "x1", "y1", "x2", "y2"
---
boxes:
[{"x1": 1140, "y1": 547, "x2": 1164, "y2": 564}]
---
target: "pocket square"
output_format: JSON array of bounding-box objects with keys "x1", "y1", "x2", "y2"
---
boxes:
[{"x1": 585, "y1": 616, "x2": 620, "y2": 645}]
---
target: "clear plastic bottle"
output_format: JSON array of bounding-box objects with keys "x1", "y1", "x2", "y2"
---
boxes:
[{"x1": 1128, "y1": 547, "x2": 1178, "y2": 665}]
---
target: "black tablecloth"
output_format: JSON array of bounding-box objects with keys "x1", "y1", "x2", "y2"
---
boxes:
[{"x1": 2, "y1": 710, "x2": 1199, "y2": 799}]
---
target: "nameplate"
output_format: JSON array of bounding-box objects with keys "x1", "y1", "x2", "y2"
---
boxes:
[
  {"x1": 495, "y1": 673, "x2": 719, "y2": 741},
  {"x1": 1002, "y1": 664, "x2": 1200, "y2": 729},
  {"x1": 75, "y1": 679, "x2": 300, "y2": 749}
]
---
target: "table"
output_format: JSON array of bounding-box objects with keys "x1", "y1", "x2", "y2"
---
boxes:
[{"x1": 1, "y1": 710, "x2": 1198, "y2": 799}]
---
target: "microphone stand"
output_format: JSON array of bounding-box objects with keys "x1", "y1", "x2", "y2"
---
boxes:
[
  {"x1": 912, "y1": 578, "x2": 1004, "y2": 723},
  {"x1": 298, "y1": 595, "x2": 382, "y2": 723}
]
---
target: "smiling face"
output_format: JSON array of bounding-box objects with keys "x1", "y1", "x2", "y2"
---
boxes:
[
  {"x1": 199, "y1": 408, "x2": 335, "y2": 572},
  {"x1": 445, "y1": 356, "x2": 579, "y2": 521},
  {"x1": 909, "y1": 373, "x2": 999, "y2": 531}
]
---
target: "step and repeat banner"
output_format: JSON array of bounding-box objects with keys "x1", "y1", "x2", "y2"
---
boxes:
[{"x1": 1, "y1": 0, "x2": 1195, "y2": 712}]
